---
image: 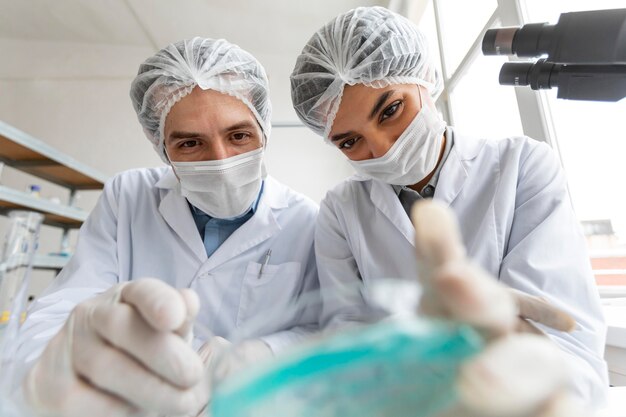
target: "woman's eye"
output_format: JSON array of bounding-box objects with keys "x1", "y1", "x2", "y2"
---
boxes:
[
  {"x1": 380, "y1": 101, "x2": 401, "y2": 121},
  {"x1": 339, "y1": 137, "x2": 359, "y2": 150},
  {"x1": 232, "y1": 132, "x2": 250, "y2": 141}
]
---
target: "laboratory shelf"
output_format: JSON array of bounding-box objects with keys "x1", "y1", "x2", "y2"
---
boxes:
[
  {"x1": 0, "y1": 185, "x2": 87, "y2": 228},
  {"x1": 0, "y1": 120, "x2": 107, "y2": 190},
  {"x1": 33, "y1": 254, "x2": 70, "y2": 271}
]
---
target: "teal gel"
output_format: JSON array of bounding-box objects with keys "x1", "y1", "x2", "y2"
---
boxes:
[{"x1": 212, "y1": 318, "x2": 483, "y2": 417}]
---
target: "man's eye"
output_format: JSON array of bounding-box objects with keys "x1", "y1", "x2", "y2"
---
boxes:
[
  {"x1": 339, "y1": 137, "x2": 359, "y2": 150},
  {"x1": 232, "y1": 132, "x2": 250, "y2": 141},
  {"x1": 380, "y1": 101, "x2": 401, "y2": 121},
  {"x1": 180, "y1": 140, "x2": 199, "y2": 148}
]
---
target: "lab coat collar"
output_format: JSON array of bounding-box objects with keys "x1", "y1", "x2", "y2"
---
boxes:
[
  {"x1": 370, "y1": 180, "x2": 416, "y2": 246},
  {"x1": 434, "y1": 127, "x2": 486, "y2": 206},
  {"x1": 366, "y1": 127, "x2": 486, "y2": 245},
  {"x1": 157, "y1": 173, "x2": 207, "y2": 263},
  {"x1": 195, "y1": 176, "x2": 285, "y2": 275},
  {"x1": 155, "y1": 167, "x2": 179, "y2": 189},
  {"x1": 156, "y1": 168, "x2": 287, "y2": 274}
]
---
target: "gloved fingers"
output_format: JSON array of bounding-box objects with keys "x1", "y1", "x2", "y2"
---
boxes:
[
  {"x1": 510, "y1": 289, "x2": 577, "y2": 333},
  {"x1": 24, "y1": 340, "x2": 140, "y2": 417},
  {"x1": 430, "y1": 261, "x2": 518, "y2": 337},
  {"x1": 120, "y1": 278, "x2": 188, "y2": 331},
  {"x1": 516, "y1": 317, "x2": 547, "y2": 336},
  {"x1": 54, "y1": 380, "x2": 141, "y2": 417},
  {"x1": 73, "y1": 333, "x2": 208, "y2": 415},
  {"x1": 175, "y1": 288, "x2": 201, "y2": 341},
  {"x1": 198, "y1": 336, "x2": 232, "y2": 365},
  {"x1": 457, "y1": 334, "x2": 567, "y2": 417},
  {"x1": 535, "y1": 392, "x2": 590, "y2": 417},
  {"x1": 213, "y1": 339, "x2": 273, "y2": 383},
  {"x1": 411, "y1": 200, "x2": 466, "y2": 271},
  {"x1": 90, "y1": 300, "x2": 203, "y2": 388}
]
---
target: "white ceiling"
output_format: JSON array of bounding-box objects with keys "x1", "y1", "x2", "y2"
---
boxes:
[
  {"x1": 0, "y1": 0, "x2": 389, "y2": 54},
  {"x1": 1, "y1": 0, "x2": 423, "y2": 121}
]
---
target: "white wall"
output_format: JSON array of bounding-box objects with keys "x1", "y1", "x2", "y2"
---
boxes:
[{"x1": 0, "y1": 38, "x2": 354, "y2": 297}]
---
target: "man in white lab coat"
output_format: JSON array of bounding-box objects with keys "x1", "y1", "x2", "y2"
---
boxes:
[
  {"x1": 290, "y1": 6, "x2": 608, "y2": 410},
  {"x1": 16, "y1": 37, "x2": 319, "y2": 417}
]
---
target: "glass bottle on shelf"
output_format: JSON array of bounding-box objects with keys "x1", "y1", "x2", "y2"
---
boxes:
[{"x1": 0, "y1": 210, "x2": 43, "y2": 416}]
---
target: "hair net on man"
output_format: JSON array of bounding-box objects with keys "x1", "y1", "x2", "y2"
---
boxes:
[
  {"x1": 130, "y1": 37, "x2": 272, "y2": 163},
  {"x1": 290, "y1": 6, "x2": 443, "y2": 139}
]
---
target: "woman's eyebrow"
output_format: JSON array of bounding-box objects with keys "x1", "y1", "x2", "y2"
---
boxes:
[
  {"x1": 330, "y1": 132, "x2": 353, "y2": 142},
  {"x1": 368, "y1": 90, "x2": 395, "y2": 120}
]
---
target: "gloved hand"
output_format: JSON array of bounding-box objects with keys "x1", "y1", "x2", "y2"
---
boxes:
[
  {"x1": 192, "y1": 337, "x2": 273, "y2": 416},
  {"x1": 23, "y1": 278, "x2": 209, "y2": 417},
  {"x1": 411, "y1": 200, "x2": 588, "y2": 417}
]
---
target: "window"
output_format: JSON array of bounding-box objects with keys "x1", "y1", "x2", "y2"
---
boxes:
[
  {"x1": 448, "y1": 52, "x2": 523, "y2": 139},
  {"x1": 420, "y1": 0, "x2": 626, "y2": 293},
  {"x1": 436, "y1": 0, "x2": 497, "y2": 74},
  {"x1": 522, "y1": 0, "x2": 626, "y2": 292}
]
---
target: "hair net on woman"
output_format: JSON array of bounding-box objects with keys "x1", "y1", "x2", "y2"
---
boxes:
[
  {"x1": 290, "y1": 6, "x2": 443, "y2": 139},
  {"x1": 130, "y1": 37, "x2": 272, "y2": 163}
]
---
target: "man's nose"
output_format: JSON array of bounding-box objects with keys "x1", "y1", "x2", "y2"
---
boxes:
[{"x1": 208, "y1": 141, "x2": 230, "y2": 160}]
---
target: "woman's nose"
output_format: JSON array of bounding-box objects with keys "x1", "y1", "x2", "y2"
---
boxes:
[{"x1": 367, "y1": 135, "x2": 395, "y2": 159}]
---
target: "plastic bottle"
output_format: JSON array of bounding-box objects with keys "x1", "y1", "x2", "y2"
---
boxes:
[
  {"x1": 27, "y1": 185, "x2": 41, "y2": 198},
  {"x1": 0, "y1": 210, "x2": 43, "y2": 416}
]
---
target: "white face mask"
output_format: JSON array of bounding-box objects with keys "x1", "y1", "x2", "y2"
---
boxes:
[
  {"x1": 170, "y1": 147, "x2": 265, "y2": 219},
  {"x1": 348, "y1": 104, "x2": 446, "y2": 186}
]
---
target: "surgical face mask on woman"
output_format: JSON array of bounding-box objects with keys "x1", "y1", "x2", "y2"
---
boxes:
[
  {"x1": 348, "y1": 103, "x2": 446, "y2": 185},
  {"x1": 170, "y1": 147, "x2": 265, "y2": 219}
]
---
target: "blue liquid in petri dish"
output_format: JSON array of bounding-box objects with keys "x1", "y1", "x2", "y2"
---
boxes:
[{"x1": 212, "y1": 318, "x2": 483, "y2": 417}]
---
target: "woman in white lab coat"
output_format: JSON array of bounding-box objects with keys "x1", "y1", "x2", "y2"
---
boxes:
[
  {"x1": 16, "y1": 38, "x2": 319, "y2": 417},
  {"x1": 290, "y1": 6, "x2": 607, "y2": 407}
]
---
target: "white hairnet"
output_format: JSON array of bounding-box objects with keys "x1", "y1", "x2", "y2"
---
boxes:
[
  {"x1": 290, "y1": 6, "x2": 443, "y2": 138},
  {"x1": 130, "y1": 37, "x2": 272, "y2": 162}
]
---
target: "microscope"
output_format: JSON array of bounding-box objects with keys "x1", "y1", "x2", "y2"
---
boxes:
[{"x1": 482, "y1": 8, "x2": 626, "y2": 102}]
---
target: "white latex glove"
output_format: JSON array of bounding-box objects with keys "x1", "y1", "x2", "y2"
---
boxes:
[
  {"x1": 193, "y1": 337, "x2": 273, "y2": 417},
  {"x1": 411, "y1": 200, "x2": 588, "y2": 417},
  {"x1": 23, "y1": 278, "x2": 209, "y2": 417}
]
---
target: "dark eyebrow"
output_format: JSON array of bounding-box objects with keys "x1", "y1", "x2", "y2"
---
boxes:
[
  {"x1": 330, "y1": 132, "x2": 353, "y2": 142},
  {"x1": 167, "y1": 121, "x2": 258, "y2": 141},
  {"x1": 222, "y1": 121, "x2": 257, "y2": 134},
  {"x1": 168, "y1": 131, "x2": 203, "y2": 140},
  {"x1": 330, "y1": 90, "x2": 396, "y2": 142},
  {"x1": 369, "y1": 90, "x2": 395, "y2": 120}
]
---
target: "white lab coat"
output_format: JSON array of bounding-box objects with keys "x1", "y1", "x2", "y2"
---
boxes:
[
  {"x1": 17, "y1": 167, "x2": 320, "y2": 367},
  {"x1": 316, "y1": 128, "x2": 608, "y2": 406}
]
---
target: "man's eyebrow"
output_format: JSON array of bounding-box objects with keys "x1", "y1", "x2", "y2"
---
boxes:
[
  {"x1": 167, "y1": 121, "x2": 258, "y2": 140},
  {"x1": 222, "y1": 121, "x2": 257, "y2": 133},
  {"x1": 168, "y1": 131, "x2": 203, "y2": 139},
  {"x1": 368, "y1": 90, "x2": 395, "y2": 120}
]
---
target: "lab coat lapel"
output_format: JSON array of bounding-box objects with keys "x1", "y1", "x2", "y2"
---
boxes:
[
  {"x1": 156, "y1": 169, "x2": 207, "y2": 263},
  {"x1": 199, "y1": 177, "x2": 285, "y2": 272},
  {"x1": 369, "y1": 179, "x2": 415, "y2": 245},
  {"x1": 434, "y1": 128, "x2": 484, "y2": 206}
]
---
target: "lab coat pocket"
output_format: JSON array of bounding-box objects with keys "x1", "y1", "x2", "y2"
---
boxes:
[{"x1": 236, "y1": 261, "x2": 302, "y2": 329}]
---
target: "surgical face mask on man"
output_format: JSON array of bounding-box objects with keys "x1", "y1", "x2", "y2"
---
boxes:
[
  {"x1": 348, "y1": 98, "x2": 446, "y2": 186},
  {"x1": 170, "y1": 147, "x2": 265, "y2": 219}
]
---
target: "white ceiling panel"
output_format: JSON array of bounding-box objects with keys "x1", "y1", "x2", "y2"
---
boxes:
[
  {"x1": 0, "y1": 0, "x2": 387, "y2": 53},
  {"x1": 124, "y1": 0, "x2": 386, "y2": 54},
  {"x1": 0, "y1": 0, "x2": 152, "y2": 45}
]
